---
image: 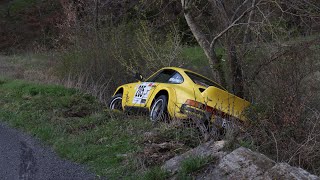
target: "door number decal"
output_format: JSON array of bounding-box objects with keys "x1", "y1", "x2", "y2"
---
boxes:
[{"x1": 133, "y1": 82, "x2": 153, "y2": 104}]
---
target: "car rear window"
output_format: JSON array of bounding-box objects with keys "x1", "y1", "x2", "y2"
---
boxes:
[{"x1": 185, "y1": 71, "x2": 224, "y2": 89}]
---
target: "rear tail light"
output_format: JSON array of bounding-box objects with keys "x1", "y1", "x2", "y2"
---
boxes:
[{"x1": 185, "y1": 99, "x2": 214, "y2": 113}]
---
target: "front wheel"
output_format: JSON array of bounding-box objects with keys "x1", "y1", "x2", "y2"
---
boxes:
[
  {"x1": 150, "y1": 95, "x2": 168, "y2": 123},
  {"x1": 108, "y1": 94, "x2": 123, "y2": 110}
]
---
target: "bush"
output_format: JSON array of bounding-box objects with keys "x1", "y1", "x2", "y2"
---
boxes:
[
  {"x1": 54, "y1": 22, "x2": 183, "y2": 104},
  {"x1": 244, "y1": 39, "x2": 320, "y2": 175}
]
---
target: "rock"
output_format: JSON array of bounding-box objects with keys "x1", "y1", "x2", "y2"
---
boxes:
[
  {"x1": 263, "y1": 163, "x2": 320, "y2": 180},
  {"x1": 162, "y1": 140, "x2": 226, "y2": 174},
  {"x1": 199, "y1": 147, "x2": 275, "y2": 180},
  {"x1": 162, "y1": 141, "x2": 319, "y2": 180}
]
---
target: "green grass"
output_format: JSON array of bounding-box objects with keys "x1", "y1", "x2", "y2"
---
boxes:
[
  {"x1": 181, "y1": 46, "x2": 229, "y2": 81},
  {"x1": 181, "y1": 46, "x2": 226, "y2": 67},
  {"x1": 142, "y1": 166, "x2": 169, "y2": 180},
  {"x1": 181, "y1": 46, "x2": 208, "y2": 67},
  {"x1": 177, "y1": 156, "x2": 214, "y2": 179},
  {"x1": 0, "y1": 78, "x2": 154, "y2": 178}
]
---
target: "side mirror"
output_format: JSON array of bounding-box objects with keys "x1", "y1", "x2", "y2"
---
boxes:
[{"x1": 134, "y1": 72, "x2": 143, "y2": 81}]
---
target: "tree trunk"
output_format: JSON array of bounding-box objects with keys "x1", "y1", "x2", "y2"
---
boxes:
[
  {"x1": 95, "y1": 0, "x2": 99, "y2": 31},
  {"x1": 226, "y1": 38, "x2": 244, "y2": 97},
  {"x1": 182, "y1": 0, "x2": 227, "y2": 88}
]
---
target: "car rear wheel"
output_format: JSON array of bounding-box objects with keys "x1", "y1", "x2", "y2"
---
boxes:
[
  {"x1": 150, "y1": 95, "x2": 168, "y2": 123},
  {"x1": 109, "y1": 94, "x2": 123, "y2": 110}
]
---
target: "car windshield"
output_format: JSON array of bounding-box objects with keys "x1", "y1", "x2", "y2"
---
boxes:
[
  {"x1": 146, "y1": 69, "x2": 184, "y2": 84},
  {"x1": 185, "y1": 71, "x2": 224, "y2": 89}
]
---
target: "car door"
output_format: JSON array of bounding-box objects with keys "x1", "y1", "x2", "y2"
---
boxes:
[
  {"x1": 131, "y1": 81, "x2": 157, "y2": 106},
  {"x1": 130, "y1": 69, "x2": 183, "y2": 107}
]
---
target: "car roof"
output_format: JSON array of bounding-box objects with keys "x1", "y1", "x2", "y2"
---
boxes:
[
  {"x1": 161, "y1": 66, "x2": 190, "y2": 72},
  {"x1": 160, "y1": 67, "x2": 226, "y2": 90}
]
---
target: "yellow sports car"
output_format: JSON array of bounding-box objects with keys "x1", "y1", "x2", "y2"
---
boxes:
[{"x1": 109, "y1": 67, "x2": 250, "y2": 126}]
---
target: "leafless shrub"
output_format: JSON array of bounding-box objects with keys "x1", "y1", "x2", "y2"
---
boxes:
[
  {"x1": 60, "y1": 71, "x2": 112, "y2": 104},
  {"x1": 244, "y1": 38, "x2": 320, "y2": 175},
  {"x1": 112, "y1": 23, "x2": 184, "y2": 76},
  {"x1": 53, "y1": 21, "x2": 184, "y2": 104}
]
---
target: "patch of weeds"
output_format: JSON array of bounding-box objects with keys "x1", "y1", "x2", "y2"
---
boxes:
[
  {"x1": 138, "y1": 124, "x2": 203, "y2": 167},
  {"x1": 61, "y1": 93, "x2": 99, "y2": 118},
  {"x1": 152, "y1": 125, "x2": 203, "y2": 148},
  {"x1": 239, "y1": 139, "x2": 254, "y2": 149},
  {"x1": 223, "y1": 139, "x2": 239, "y2": 152},
  {"x1": 177, "y1": 156, "x2": 215, "y2": 179},
  {"x1": 142, "y1": 166, "x2": 169, "y2": 180}
]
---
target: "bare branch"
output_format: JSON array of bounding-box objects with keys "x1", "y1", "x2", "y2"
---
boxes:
[
  {"x1": 270, "y1": 131, "x2": 279, "y2": 162},
  {"x1": 210, "y1": 4, "x2": 256, "y2": 48},
  {"x1": 273, "y1": 0, "x2": 320, "y2": 18},
  {"x1": 209, "y1": 0, "x2": 230, "y2": 24},
  {"x1": 231, "y1": 0, "x2": 250, "y2": 21},
  {"x1": 243, "y1": 0, "x2": 256, "y2": 44}
]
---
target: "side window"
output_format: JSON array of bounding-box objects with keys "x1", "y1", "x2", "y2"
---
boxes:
[
  {"x1": 148, "y1": 69, "x2": 184, "y2": 84},
  {"x1": 168, "y1": 72, "x2": 183, "y2": 84}
]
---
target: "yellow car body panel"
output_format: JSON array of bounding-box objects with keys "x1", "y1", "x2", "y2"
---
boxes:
[
  {"x1": 112, "y1": 67, "x2": 250, "y2": 122},
  {"x1": 201, "y1": 86, "x2": 250, "y2": 120}
]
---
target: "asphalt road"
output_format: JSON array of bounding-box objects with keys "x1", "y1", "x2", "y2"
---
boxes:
[{"x1": 0, "y1": 122, "x2": 96, "y2": 180}]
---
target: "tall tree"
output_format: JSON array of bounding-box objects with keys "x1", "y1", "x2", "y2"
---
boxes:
[
  {"x1": 181, "y1": 0, "x2": 254, "y2": 97},
  {"x1": 181, "y1": 0, "x2": 320, "y2": 98}
]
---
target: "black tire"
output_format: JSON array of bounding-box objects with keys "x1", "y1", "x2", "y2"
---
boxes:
[
  {"x1": 108, "y1": 94, "x2": 123, "y2": 110},
  {"x1": 150, "y1": 95, "x2": 168, "y2": 123}
]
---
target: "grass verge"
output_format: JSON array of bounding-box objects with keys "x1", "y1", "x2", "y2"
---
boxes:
[
  {"x1": 0, "y1": 78, "x2": 154, "y2": 178},
  {"x1": 0, "y1": 78, "x2": 203, "y2": 179}
]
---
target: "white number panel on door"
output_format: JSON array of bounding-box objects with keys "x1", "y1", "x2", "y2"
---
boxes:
[{"x1": 132, "y1": 82, "x2": 154, "y2": 104}]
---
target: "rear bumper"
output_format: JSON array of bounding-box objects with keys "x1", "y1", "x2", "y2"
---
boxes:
[
  {"x1": 180, "y1": 104, "x2": 234, "y2": 129},
  {"x1": 180, "y1": 104, "x2": 212, "y2": 120}
]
